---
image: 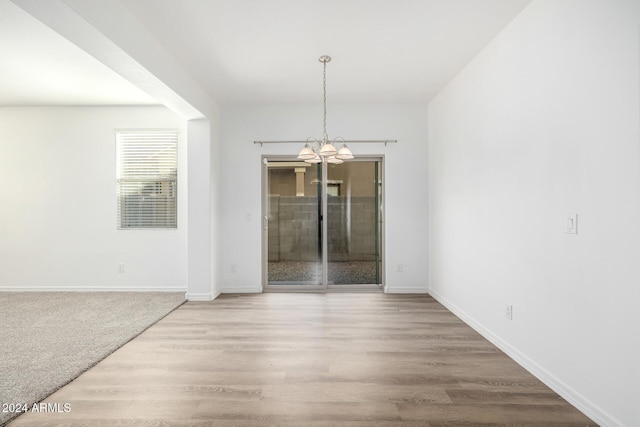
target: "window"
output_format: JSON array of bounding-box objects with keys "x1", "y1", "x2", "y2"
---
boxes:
[{"x1": 116, "y1": 130, "x2": 178, "y2": 229}]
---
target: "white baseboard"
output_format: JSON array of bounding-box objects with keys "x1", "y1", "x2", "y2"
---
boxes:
[
  {"x1": 221, "y1": 286, "x2": 262, "y2": 294},
  {"x1": 385, "y1": 286, "x2": 428, "y2": 294},
  {"x1": 0, "y1": 286, "x2": 187, "y2": 293},
  {"x1": 186, "y1": 288, "x2": 223, "y2": 301},
  {"x1": 428, "y1": 288, "x2": 620, "y2": 427},
  {"x1": 186, "y1": 292, "x2": 213, "y2": 301}
]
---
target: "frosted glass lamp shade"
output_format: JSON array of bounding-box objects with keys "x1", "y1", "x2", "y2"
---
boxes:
[
  {"x1": 336, "y1": 144, "x2": 354, "y2": 160},
  {"x1": 318, "y1": 142, "x2": 337, "y2": 157},
  {"x1": 297, "y1": 144, "x2": 316, "y2": 160},
  {"x1": 326, "y1": 155, "x2": 343, "y2": 164},
  {"x1": 305, "y1": 153, "x2": 322, "y2": 163}
]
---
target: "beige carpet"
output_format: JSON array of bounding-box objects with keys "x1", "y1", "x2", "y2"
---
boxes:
[{"x1": 0, "y1": 291, "x2": 185, "y2": 426}]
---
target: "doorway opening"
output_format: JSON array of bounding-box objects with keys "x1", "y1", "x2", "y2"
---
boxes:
[{"x1": 262, "y1": 156, "x2": 384, "y2": 292}]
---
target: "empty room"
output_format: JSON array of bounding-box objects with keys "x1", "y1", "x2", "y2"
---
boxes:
[{"x1": 0, "y1": 0, "x2": 638, "y2": 426}]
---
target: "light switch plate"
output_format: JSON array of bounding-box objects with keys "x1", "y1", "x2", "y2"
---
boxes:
[{"x1": 565, "y1": 213, "x2": 578, "y2": 234}]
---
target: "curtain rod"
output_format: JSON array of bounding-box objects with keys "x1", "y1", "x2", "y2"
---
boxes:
[{"x1": 253, "y1": 139, "x2": 397, "y2": 146}]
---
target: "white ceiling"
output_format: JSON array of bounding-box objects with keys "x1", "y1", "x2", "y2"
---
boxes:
[
  {"x1": 0, "y1": 0, "x2": 158, "y2": 106},
  {"x1": 2, "y1": 0, "x2": 532, "y2": 106}
]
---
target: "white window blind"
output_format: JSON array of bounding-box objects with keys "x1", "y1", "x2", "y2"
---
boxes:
[{"x1": 116, "y1": 130, "x2": 178, "y2": 229}]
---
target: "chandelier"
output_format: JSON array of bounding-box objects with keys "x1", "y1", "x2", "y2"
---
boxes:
[{"x1": 296, "y1": 55, "x2": 353, "y2": 164}]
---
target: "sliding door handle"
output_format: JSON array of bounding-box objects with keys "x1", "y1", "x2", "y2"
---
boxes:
[{"x1": 263, "y1": 216, "x2": 269, "y2": 230}]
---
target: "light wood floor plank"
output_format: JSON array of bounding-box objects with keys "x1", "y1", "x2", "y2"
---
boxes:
[{"x1": 9, "y1": 293, "x2": 597, "y2": 426}]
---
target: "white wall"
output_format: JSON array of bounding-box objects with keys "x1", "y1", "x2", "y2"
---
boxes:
[
  {"x1": 183, "y1": 112, "x2": 222, "y2": 301},
  {"x1": 209, "y1": 111, "x2": 223, "y2": 299},
  {"x1": 428, "y1": 0, "x2": 640, "y2": 425},
  {"x1": 0, "y1": 106, "x2": 188, "y2": 291},
  {"x1": 220, "y1": 103, "x2": 428, "y2": 293},
  {"x1": 186, "y1": 118, "x2": 212, "y2": 300}
]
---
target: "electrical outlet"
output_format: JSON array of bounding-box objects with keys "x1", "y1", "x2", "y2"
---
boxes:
[
  {"x1": 118, "y1": 263, "x2": 125, "y2": 274},
  {"x1": 505, "y1": 304, "x2": 513, "y2": 320},
  {"x1": 396, "y1": 264, "x2": 403, "y2": 272},
  {"x1": 231, "y1": 264, "x2": 237, "y2": 273}
]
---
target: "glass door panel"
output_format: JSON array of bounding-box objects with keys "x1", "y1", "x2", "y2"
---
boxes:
[
  {"x1": 263, "y1": 156, "x2": 383, "y2": 291},
  {"x1": 326, "y1": 160, "x2": 382, "y2": 286},
  {"x1": 266, "y1": 161, "x2": 322, "y2": 287}
]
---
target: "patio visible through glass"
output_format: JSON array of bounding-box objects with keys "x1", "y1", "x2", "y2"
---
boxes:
[{"x1": 266, "y1": 159, "x2": 382, "y2": 288}]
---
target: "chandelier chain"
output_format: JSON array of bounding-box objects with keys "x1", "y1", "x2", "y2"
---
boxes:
[{"x1": 323, "y1": 59, "x2": 328, "y2": 141}]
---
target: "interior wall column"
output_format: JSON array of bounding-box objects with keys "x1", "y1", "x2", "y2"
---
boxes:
[{"x1": 186, "y1": 118, "x2": 213, "y2": 300}]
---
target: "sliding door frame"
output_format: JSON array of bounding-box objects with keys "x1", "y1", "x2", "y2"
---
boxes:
[
  {"x1": 262, "y1": 154, "x2": 385, "y2": 293},
  {"x1": 262, "y1": 155, "x2": 324, "y2": 292}
]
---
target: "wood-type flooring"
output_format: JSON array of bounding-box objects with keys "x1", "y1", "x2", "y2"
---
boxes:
[{"x1": 8, "y1": 293, "x2": 597, "y2": 426}]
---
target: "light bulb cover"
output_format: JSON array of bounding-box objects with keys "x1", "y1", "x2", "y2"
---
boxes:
[
  {"x1": 318, "y1": 142, "x2": 337, "y2": 157},
  {"x1": 304, "y1": 153, "x2": 322, "y2": 163},
  {"x1": 335, "y1": 144, "x2": 354, "y2": 160},
  {"x1": 297, "y1": 144, "x2": 316, "y2": 160},
  {"x1": 326, "y1": 155, "x2": 343, "y2": 164}
]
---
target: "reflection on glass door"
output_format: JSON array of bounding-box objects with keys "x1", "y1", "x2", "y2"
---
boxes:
[
  {"x1": 265, "y1": 161, "x2": 322, "y2": 287},
  {"x1": 263, "y1": 157, "x2": 383, "y2": 290},
  {"x1": 326, "y1": 160, "x2": 382, "y2": 286}
]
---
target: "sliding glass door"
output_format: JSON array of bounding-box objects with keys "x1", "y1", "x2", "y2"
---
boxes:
[
  {"x1": 263, "y1": 157, "x2": 383, "y2": 291},
  {"x1": 264, "y1": 160, "x2": 322, "y2": 288},
  {"x1": 326, "y1": 160, "x2": 382, "y2": 286}
]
